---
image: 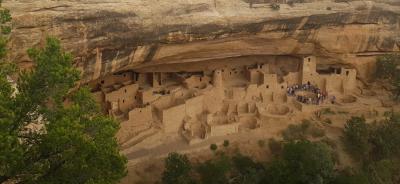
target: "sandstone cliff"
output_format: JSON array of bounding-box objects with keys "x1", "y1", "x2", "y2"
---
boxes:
[{"x1": 4, "y1": 0, "x2": 400, "y2": 81}]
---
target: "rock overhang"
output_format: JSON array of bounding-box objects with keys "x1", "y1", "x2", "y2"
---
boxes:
[{"x1": 3, "y1": 0, "x2": 400, "y2": 82}]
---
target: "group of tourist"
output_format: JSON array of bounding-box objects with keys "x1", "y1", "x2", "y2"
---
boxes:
[{"x1": 287, "y1": 82, "x2": 330, "y2": 105}]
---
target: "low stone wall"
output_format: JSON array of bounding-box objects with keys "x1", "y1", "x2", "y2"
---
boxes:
[{"x1": 208, "y1": 122, "x2": 240, "y2": 137}]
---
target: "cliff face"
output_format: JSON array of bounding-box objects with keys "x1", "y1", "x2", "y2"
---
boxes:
[{"x1": 4, "y1": 0, "x2": 400, "y2": 81}]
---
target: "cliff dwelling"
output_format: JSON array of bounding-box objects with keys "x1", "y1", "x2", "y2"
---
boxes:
[{"x1": 88, "y1": 55, "x2": 362, "y2": 146}]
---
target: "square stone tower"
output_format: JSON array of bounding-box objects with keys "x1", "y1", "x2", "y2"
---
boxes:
[{"x1": 301, "y1": 56, "x2": 318, "y2": 85}]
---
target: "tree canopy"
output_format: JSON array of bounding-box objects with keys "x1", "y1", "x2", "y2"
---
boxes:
[
  {"x1": 375, "y1": 54, "x2": 400, "y2": 80},
  {"x1": 342, "y1": 116, "x2": 371, "y2": 161},
  {"x1": 197, "y1": 154, "x2": 232, "y2": 184},
  {"x1": 162, "y1": 152, "x2": 194, "y2": 184},
  {"x1": 266, "y1": 140, "x2": 334, "y2": 184},
  {"x1": 161, "y1": 140, "x2": 335, "y2": 184},
  {"x1": 0, "y1": 6, "x2": 127, "y2": 182},
  {"x1": 375, "y1": 54, "x2": 400, "y2": 100},
  {"x1": 342, "y1": 114, "x2": 400, "y2": 184}
]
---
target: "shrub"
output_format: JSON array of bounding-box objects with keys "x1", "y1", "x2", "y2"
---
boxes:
[
  {"x1": 369, "y1": 116, "x2": 400, "y2": 160},
  {"x1": 223, "y1": 140, "x2": 230, "y2": 148},
  {"x1": 287, "y1": 0, "x2": 294, "y2": 7},
  {"x1": 283, "y1": 120, "x2": 326, "y2": 140},
  {"x1": 271, "y1": 3, "x2": 280, "y2": 10},
  {"x1": 320, "y1": 138, "x2": 337, "y2": 149},
  {"x1": 232, "y1": 154, "x2": 260, "y2": 174},
  {"x1": 326, "y1": 7, "x2": 332, "y2": 10},
  {"x1": 210, "y1": 144, "x2": 218, "y2": 151},
  {"x1": 268, "y1": 138, "x2": 283, "y2": 155},
  {"x1": 355, "y1": 4, "x2": 367, "y2": 11},
  {"x1": 332, "y1": 169, "x2": 370, "y2": 184},
  {"x1": 332, "y1": 151, "x2": 341, "y2": 165},
  {"x1": 258, "y1": 139, "x2": 266, "y2": 147},
  {"x1": 287, "y1": 0, "x2": 305, "y2": 4},
  {"x1": 197, "y1": 155, "x2": 232, "y2": 184},
  {"x1": 310, "y1": 127, "x2": 326, "y2": 138},
  {"x1": 393, "y1": 73, "x2": 400, "y2": 100},
  {"x1": 375, "y1": 54, "x2": 400, "y2": 80},
  {"x1": 342, "y1": 116, "x2": 371, "y2": 161},
  {"x1": 162, "y1": 152, "x2": 193, "y2": 184},
  {"x1": 282, "y1": 124, "x2": 306, "y2": 141},
  {"x1": 300, "y1": 119, "x2": 311, "y2": 130},
  {"x1": 321, "y1": 108, "x2": 336, "y2": 115},
  {"x1": 375, "y1": 54, "x2": 400, "y2": 100},
  {"x1": 267, "y1": 140, "x2": 335, "y2": 183},
  {"x1": 324, "y1": 118, "x2": 332, "y2": 124}
]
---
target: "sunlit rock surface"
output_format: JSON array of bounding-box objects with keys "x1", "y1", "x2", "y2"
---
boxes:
[{"x1": 4, "y1": 0, "x2": 400, "y2": 82}]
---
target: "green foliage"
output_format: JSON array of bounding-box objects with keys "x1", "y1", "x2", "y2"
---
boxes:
[
  {"x1": 1, "y1": 25, "x2": 10, "y2": 34},
  {"x1": 23, "y1": 38, "x2": 80, "y2": 106},
  {"x1": 301, "y1": 119, "x2": 311, "y2": 129},
  {"x1": 282, "y1": 123, "x2": 307, "y2": 141},
  {"x1": 342, "y1": 114, "x2": 400, "y2": 184},
  {"x1": 162, "y1": 152, "x2": 194, "y2": 184},
  {"x1": 343, "y1": 114, "x2": 400, "y2": 161},
  {"x1": 287, "y1": 0, "x2": 294, "y2": 6},
  {"x1": 331, "y1": 169, "x2": 371, "y2": 184},
  {"x1": 210, "y1": 143, "x2": 218, "y2": 151},
  {"x1": 270, "y1": 3, "x2": 280, "y2": 10},
  {"x1": 267, "y1": 140, "x2": 335, "y2": 184},
  {"x1": 268, "y1": 138, "x2": 282, "y2": 156},
  {"x1": 393, "y1": 72, "x2": 400, "y2": 100},
  {"x1": 286, "y1": 0, "x2": 305, "y2": 6},
  {"x1": 0, "y1": 35, "x2": 7, "y2": 59},
  {"x1": 323, "y1": 118, "x2": 332, "y2": 124},
  {"x1": 223, "y1": 140, "x2": 230, "y2": 148},
  {"x1": 257, "y1": 139, "x2": 265, "y2": 147},
  {"x1": 283, "y1": 141, "x2": 334, "y2": 182},
  {"x1": 342, "y1": 116, "x2": 371, "y2": 161},
  {"x1": 366, "y1": 159, "x2": 400, "y2": 184},
  {"x1": 375, "y1": 54, "x2": 400, "y2": 80},
  {"x1": 0, "y1": 38, "x2": 126, "y2": 183},
  {"x1": 197, "y1": 155, "x2": 232, "y2": 184},
  {"x1": 375, "y1": 54, "x2": 400, "y2": 100},
  {"x1": 310, "y1": 127, "x2": 326, "y2": 138},
  {"x1": 231, "y1": 154, "x2": 264, "y2": 184},
  {"x1": 320, "y1": 138, "x2": 337, "y2": 149},
  {"x1": 369, "y1": 115, "x2": 400, "y2": 160},
  {"x1": 0, "y1": 8, "x2": 11, "y2": 24},
  {"x1": 0, "y1": 2, "x2": 12, "y2": 77},
  {"x1": 282, "y1": 120, "x2": 316, "y2": 141},
  {"x1": 321, "y1": 108, "x2": 336, "y2": 115},
  {"x1": 231, "y1": 154, "x2": 261, "y2": 174}
]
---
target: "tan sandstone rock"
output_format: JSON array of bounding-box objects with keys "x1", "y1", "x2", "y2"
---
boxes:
[{"x1": 4, "y1": 0, "x2": 400, "y2": 82}]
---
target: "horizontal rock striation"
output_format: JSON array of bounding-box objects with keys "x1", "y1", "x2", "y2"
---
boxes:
[{"x1": 4, "y1": 0, "x2": 400, "y2": 82}]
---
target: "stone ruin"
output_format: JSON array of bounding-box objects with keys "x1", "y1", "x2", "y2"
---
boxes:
[{"x1": 89, "y1": 56, "x2": 357, "y2": 144}]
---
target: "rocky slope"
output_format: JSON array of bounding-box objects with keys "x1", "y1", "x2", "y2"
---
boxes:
[{"x1": 4, "y1": 0, "x2": 400, "y2": 82}]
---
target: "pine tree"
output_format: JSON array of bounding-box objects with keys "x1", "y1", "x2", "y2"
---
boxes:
[{"x1": 0, "y1": 3, "x2": 126, "y2": 183}]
